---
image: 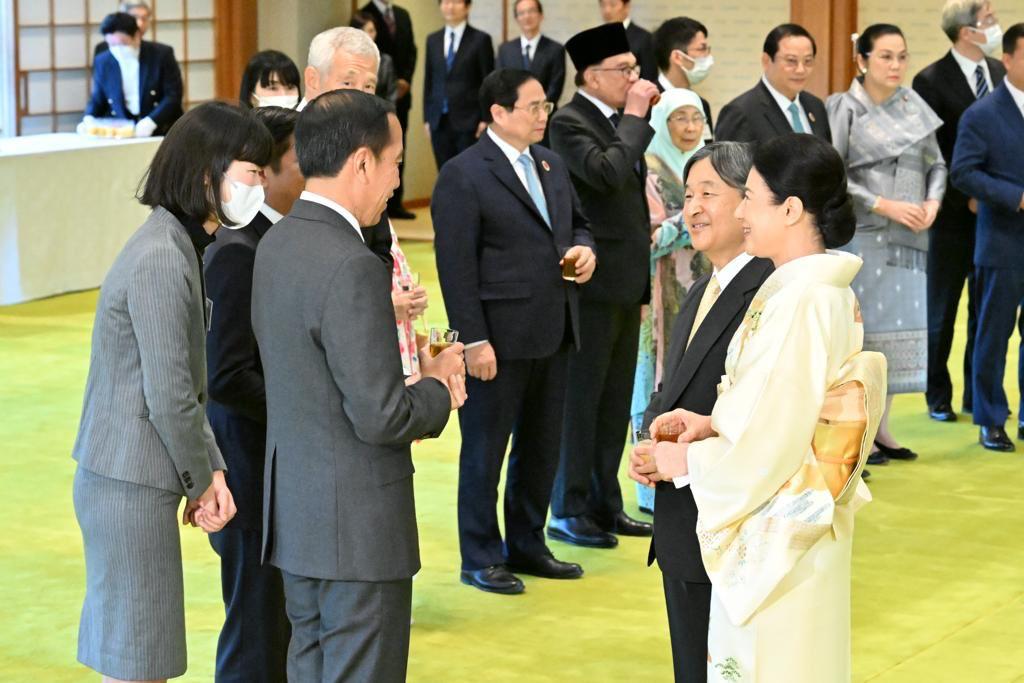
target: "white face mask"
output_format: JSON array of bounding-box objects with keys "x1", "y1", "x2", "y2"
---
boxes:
[
  {"x1": 255, "y1": 94, "x2": 300, "y2": 109},
  {"x1": 220, "y1": 178, "x2": 265, "y2": 229},
  {"x1": 972, "y1": 23, "x2": 1003, "y2": 56},
  {"x1": 680, "y1": 53, "x2": 714, "y2": 85},
  {"x1": 108, "y1": 44, "x2": 140, "y2": 62}
]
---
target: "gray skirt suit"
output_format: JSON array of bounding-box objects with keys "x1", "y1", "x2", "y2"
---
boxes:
[{"x1": 72, "y1": 207, "x2": 225, "y2": 680}]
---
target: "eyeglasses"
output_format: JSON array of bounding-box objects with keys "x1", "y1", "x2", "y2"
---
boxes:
[
  {"x1": 668, "y1": 113, "x2": 706, "y2": 125},
  {"x1": 512, "y1": 101, "x2": 555, "y2": 116},
  {"x1": 866, "y1": 51, "x2": 910, "y2": 66},
  {"x1": 591, "y1": 64, "x2": 641, "y2": 78},
  {"x1": 777, "y1": 56, "x2": 816, "y2": 70},
  {"x1": 975, "y1": 14, "x2": 1000, "y2": 28}
]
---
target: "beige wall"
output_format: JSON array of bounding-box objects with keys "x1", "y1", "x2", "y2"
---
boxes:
[{"x1": 257, "y1": 0, "x2": 349, "y2": 74}]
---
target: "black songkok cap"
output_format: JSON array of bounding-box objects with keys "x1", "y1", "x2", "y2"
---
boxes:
[{"x1": 565, "y1": 23, "x2": 633, "y2": 73}]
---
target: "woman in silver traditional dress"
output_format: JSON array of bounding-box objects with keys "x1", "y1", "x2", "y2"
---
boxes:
[{"x1": 827, "y1": 23, "x2": 946, "y2": 464}]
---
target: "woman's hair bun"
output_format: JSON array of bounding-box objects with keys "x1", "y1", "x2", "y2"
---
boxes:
[{"x1": 817, "y1": 191, "x2": 856, "y2": 248}]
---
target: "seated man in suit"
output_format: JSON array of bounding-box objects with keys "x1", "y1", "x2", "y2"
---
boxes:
[
  {"x1": 547, "y1": 23, "x2": 659, "y2": 548},
  {"x1": 433, "y1": 69, "x2": 596, "y2": 595},
  {"x1": 205, "y1": 106, "x2": 303, "y2": 683},
  {"x1": 653, "y1": 16, "x2": 715, "y2": 140},
  {"x1": 951, "y1": 22, "x2": 1024, "y2": 452},
  {"x1": 252, "y1": 90, "x2": 467, "y2": 682},
  {"x1": 715, "y1": 23, "x2": 831, "y2": 144},
  {"x1": 83, "y1": 11, "x2": 183, "y2": 136},
  {"x1": 599, "y1": 0, "x2": 658, "y2": 83},
  {"x1": 497, "y1": 1, "x2": 566, "y2": 111},
  {"x1": 913, "y1": 0, "x2": 1007, "y2": 423},
  {"x1": 423, "y1": 0, "x2": 495, "y2": 169},
  {"x1": 628, "y1": 141, "x2": 772, "y2": 682}
]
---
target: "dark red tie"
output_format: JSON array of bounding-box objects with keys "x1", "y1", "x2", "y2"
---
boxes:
[{"x1": 384, "y1": 6, "x2": 397, "y2": 37}]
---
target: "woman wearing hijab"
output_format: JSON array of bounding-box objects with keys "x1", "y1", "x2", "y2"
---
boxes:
[{"x1": 632, "y1": 88, "x2": 709, "y2": 512}]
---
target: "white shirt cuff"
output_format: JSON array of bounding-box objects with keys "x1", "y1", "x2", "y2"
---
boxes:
[
  {"x1": 464, "y1": 339, "x2": 489, "y2": 349},
  {"x1": 672, "y1": 475, "x2": 691, "y2": 489}
]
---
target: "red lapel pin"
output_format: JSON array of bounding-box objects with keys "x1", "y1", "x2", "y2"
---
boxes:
[{"x1": 541, "y1": 160, "x2": 551, "y2": 172}]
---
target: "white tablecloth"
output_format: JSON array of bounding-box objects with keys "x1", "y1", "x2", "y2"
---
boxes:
[{"x1": 0, "y1": 133, "x2": 161, "y2": 305}]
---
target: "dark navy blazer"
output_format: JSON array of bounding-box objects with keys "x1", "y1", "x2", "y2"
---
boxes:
[{"x1": 85, "y1": 41, "x2": 183, "y2": 134}]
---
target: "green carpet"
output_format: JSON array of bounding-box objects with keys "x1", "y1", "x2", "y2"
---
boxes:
[{"x1": 2, "y1": 241, "x2": 1022, "y2": 681}]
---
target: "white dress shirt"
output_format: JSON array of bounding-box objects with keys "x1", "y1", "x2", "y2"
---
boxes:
[
  {"x1": 299, "y1": 191, "x2": 364, "y2": 242},
  {"x1": 486, "y1": 127, "x2": 535, "y2": 192},
  {"x1": 951, "y1": 46, "x2": 994, "y2": 94},
  {"x1": 260, "y1": 203, "x2": 284, "y2": 225},
  {"x1": 372, "y1": 0, "x2": 392, "y2": 15},
  {"x1": 672, "y1": 250, "x2": 755, "y2": 489},
  {"x1": 762, "y1": 75, "x2": 811, "y2": 133},
  {"x1": 578, "y1": 88, "x2": 618, "y2": 120},
  {"x1": 111, "y1": 50, "x2": 141, "y2": 116},
  {"x1": 1002, "y1": 76, "x2": 1024, "y2": 118},
  {"x1": 445, "y1": 21, "x2": 467, "y2": 56},
  {"x1": 520, "y1": 34, "x2": 541, "y2": 57}
]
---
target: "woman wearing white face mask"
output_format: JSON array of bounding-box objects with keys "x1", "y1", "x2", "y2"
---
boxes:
[
  {"x1": 239, "y1": 49, "x2": 303, "y2": 109},
  {"x1": 653, "y1": 17, "x2": 717, "y2": 141},
  {"x1": 71, "y1": 101, "x2": 271, "y2": 683}
]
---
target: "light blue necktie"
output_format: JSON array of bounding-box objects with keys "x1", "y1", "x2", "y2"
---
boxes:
[
  {"x1": 788, "y1": 101, "x2": 806, "y2": 133},
  {"x1": 517, "y1": 153, "x2": 551, "y2": 228}
]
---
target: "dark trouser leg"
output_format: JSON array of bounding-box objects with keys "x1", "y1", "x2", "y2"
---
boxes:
[
  {"x1": 457, "y1": 363, "x2": 530, "y2": 571},
  {"x1": 430, "y1": 115, "x2": 458, "y2": 170},
  {"x1": 663, "y1": 576, "x2": 712, "y2": 683},
  {"x1": 210, "y1": 529, "x2": 290, "y2": 683},
  {"x1": 388, "y1": 97, "x2": 411, "y2": 212},
  {"x1": 504, "y1": 349, "x2": 569, "y2": 561},
  {"x1": 972, "y1": 266, "x2": 1024, "y2": 426},
  {"x1": 590, "y1": 303, "x2": 641, "y2": 520},
  {"x1": 280, "y1": 570, "x2": 324, "y2": 683},
  {"x1": 926, "y1": 225, "x2": 973, "y2": 409},
  {"x1": 553, "y1": 301, "x2": 619, "y2": 518}
]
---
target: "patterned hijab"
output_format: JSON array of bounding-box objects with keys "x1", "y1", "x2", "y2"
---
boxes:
[{"x1": 646, "y1": 87, "x2": 707, "y2": 180}]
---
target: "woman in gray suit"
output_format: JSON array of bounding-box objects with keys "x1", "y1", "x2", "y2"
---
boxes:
[{"x1": 72, "y1": 101, "x2": 271, "y2": 682}]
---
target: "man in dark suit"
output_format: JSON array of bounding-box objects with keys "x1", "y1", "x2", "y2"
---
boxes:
[
  {"x1": 252, "y1": 91, "x2": 466, "y2": 682},
  {"x1": 628, "y1": 142, "x2": 772, "y2": 683},
  {"x1": 599, "y1": 0, "x2": 658, "y2": 83},
  {"x1": 497, "y1": 1, "x2": 566, "y2": 109},
  {"x1": 913, "y1": 1, "x2": 1007, "y2": 423},
  {"x1": 547, "y1": 23, "x2": 659, "y2": 548},
  {"x1": 204, "y1": 107, "x2": 303, "y2": 683},
  {"x1": 951, "y1": 23, "x2": 1024, "y2": 453},
  {"x1": 360, "y1": 0, "x2": 418, "y2": 219},
  {"x1": 653, "y1": 16, "x2": 715, "y2": 138},
  {"x1": 423, "y1": 0, "x2": 495, "y2": 169},
  {"x1": 715, "y1": 24, "x2": 830, "y2": 145},
  {"x1": 83, "y1": 12, "x2": 182, "y2": 136},
  {"x1": 433, "y1": 69, "x2": 597, "y2": 595}
]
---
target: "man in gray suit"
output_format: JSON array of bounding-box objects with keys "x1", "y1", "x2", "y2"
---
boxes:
[{"x1": 251, "y1": 90, "x2": 467, "y2": 682}]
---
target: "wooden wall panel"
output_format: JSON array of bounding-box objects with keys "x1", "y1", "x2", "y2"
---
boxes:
[{"x1": 214, "y1": 0, "x2": 256, "y2": 102}]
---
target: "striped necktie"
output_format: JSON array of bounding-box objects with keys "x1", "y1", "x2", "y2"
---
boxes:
[
  {"x1": 975, "y1": 64, "x2": 989, "y2": 98},
  {"x1": 687, "y1": 275, "x2": 721, "y2": 347}
]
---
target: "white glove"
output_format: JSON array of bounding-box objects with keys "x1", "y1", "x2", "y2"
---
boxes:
[
  {"x1": 134, "y1": 117, "x2": 158, "y2": 137},
  {"x1": 76, "y1": 115, "x2": 96, "y2": 136}
]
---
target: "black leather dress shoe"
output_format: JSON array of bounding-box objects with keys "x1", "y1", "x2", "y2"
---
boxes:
[
  {"x1": 604, "y1": 511, "x2": 653, "y2": 537},
  {"x1": 506, "y1": 553, "x2": 584, "y2": 579},
  {"x1": 460, "y1": 565, "x2": 525, "y2": 594},
  {"x1": 389, "y1": 207, "x2": 417, "y2": 220},
  {"x1": 861, "y1": 468, "x2": 871, "y2": 480},
  {"x1": 874, "y1": 440, "x2": 918, "y2": 461},
  {"x1": 1018, "y1": 422, "x2": 1024, "y2": 441},
  {"x1": 928, "y1": 403, "x2": 957, "y2": 422},
  {"x1": 547, "y1": 515, "x2": 618, "y2": 548},
  {"x1": 867, "y1": 450, "x2": 889, "y2": 466},
  {"x1": 980, "y1": 426, "x2": 1015, "y2": 452}
]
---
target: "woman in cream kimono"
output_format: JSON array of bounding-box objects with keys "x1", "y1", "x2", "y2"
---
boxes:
[{"x1": 636, "y1": 134, "x2": 887, "y2": 681}]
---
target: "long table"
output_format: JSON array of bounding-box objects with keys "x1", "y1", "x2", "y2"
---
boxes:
[{"x1": 0, "y1": 133, "x2": 161, "y2": 306}]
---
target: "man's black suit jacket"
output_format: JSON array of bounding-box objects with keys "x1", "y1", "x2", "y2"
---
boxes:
[
  {"x1": 424, "y1": 25, "x2": 495, "y2": 132},
  {"x1": 549, "y1": 92, "x2": 654, "y2": 306},
  {"x1": 432, "y1": 132, "x2": 595, "y2": 358},
  {"x1": 625, "y1": 22, "x2": 658, "y2": 83},
  {"x1": 85, "y1": 40, "x2": 183, "y2": 134},
  {"x1": 643, "y1": 257, "x2": 774, "y2": 581},
  {"x1": 496, "y1": 35, "x2": 566, "y2": 107},
  {"x1": 913, "y1": 50, "x2": 1006, "y2": 222},
  {"x1": 715, "y1": 79, "x2": 831, "y2": 145},
  {"x1": 205, "y1": 211, "x2": 274, "y2": 531},
  {"x1": 361, "y1": 2, "x2": 417, "y2": 104}
]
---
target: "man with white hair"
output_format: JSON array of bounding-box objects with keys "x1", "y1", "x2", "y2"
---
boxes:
[{"x1": 298, "y1": 27, "x2": 395, "y2": 266}]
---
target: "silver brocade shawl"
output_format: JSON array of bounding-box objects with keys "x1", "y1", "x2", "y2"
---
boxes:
[{"x1": 842, "y1": 78, "x2": 943, "y2": 170}]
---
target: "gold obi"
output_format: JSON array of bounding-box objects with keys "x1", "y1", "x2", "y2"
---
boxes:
[{"x1": 813, "y1": 381, "x2": 868, "y2": 499}]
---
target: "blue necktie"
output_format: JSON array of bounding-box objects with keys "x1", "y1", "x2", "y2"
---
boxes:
[
  {"x1": 788, "y1": 102, "x2": 806, "y2": 133},
  {"x1": 442, "y1": 30, "x2": 455, "y2": 114},
  {"x1": 523, "y1": 45, "x2": 532, "y2": 70},
  {"x1": 975, "y1": 64, "x2": 989, "y2": 98},
  {"x1": 517, "y1": 153, "x2": 551, "y2": 228}
]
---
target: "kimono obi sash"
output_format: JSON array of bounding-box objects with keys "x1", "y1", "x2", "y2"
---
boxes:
[{"x1": 697, "y1": 350, "x2": 886, "y2": 626}]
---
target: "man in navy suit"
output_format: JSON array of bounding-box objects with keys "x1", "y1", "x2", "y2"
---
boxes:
[
  {"x1": 913, "y1": 0, "x2": 1007, "y2": 423},
  {"x1": 205, "y1": 107, "x2": 304, "y2": 683},
  {"x1": 433, "y1": 69, "x2": 596, "y2": 595},
  {"x1": 84, "y1": 12, "x2": 182, "y2": 136},
  {"x1": 951, "y1": 23, "x2": 1024, "y2": 452},
  {"x1": 423, "y1": 0, "x2": 495, "y2": 169},
  {"x1": 496, "y1": 1, "x2": 566, "y2": 109}
]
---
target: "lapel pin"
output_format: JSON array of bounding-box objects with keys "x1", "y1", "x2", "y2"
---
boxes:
[
  {"x1": 808, "y1": 112, "x2": 816, "y2": 123},
  {"x1": 541, "y1": 160, "x2": 551, "y2": 172}
]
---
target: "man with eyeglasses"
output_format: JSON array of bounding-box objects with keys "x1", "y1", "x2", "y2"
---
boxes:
[
  {"x1": 497, "y1": 0, "x2": 567, "y2": 123},
  {"x1": 653, "y1": 16, "x2": 715, "y2": 141},
  {"x1": 547, "y1": 23, "x2": 659, "y2": 549},
  {"x1": 913, "y1": 0, "x2": 1007, "y2": 426},
  {"x1": 433, "y1": 68, "x2": 596, "y2": 594},
  {"x1": 716, "y1": 23, "x2": 831, "y2": 144}
]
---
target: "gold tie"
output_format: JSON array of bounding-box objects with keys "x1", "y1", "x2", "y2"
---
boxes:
[{"x1": 687, "y1": 274, "x2": 721, "y2": 348}]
